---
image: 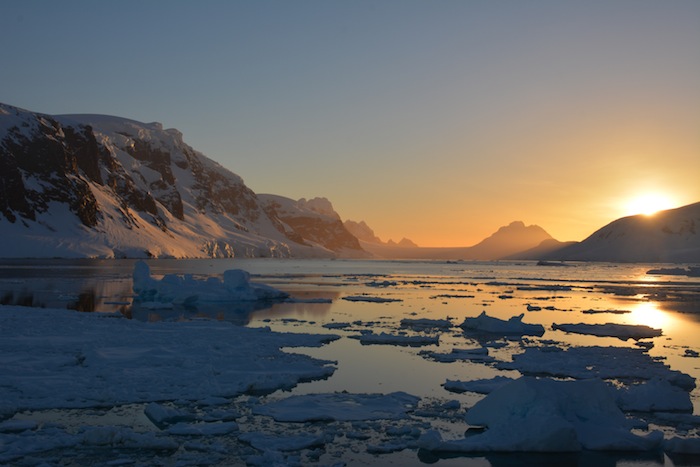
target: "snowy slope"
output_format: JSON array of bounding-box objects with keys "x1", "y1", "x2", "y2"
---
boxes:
[
  {"x1": 548, "y1": 202, "x2": 700, "y2": 262},
  {"x1": 258, "y1": 194, "x2": 368, "y2": 257},
  {"x1": 0, "y1": 103, "x2": 362, "y2": 258}
]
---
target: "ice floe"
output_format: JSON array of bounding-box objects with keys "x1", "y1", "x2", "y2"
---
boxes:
[
  {"x1": 252, "y1": 392, "x2": 420, "y2": 422},
  {"x1": 615, "y1": 378, "x2": 693, "y2": 412},
  {"x1": 442, "y1": 376, "x2": 516, "y2": 394},
  {"x1": 400, "y1": 317, "x2": 453, "y2": 330},
  {"x1": 498, "y1": 345, "x2": 696, "y2": 391},
  {"x1": 420, "y1": 347, "x2": 494, "y2": 363},
  {"x1": 419, "y1": 377, "x2": 663, "y2": 453},
  {"x1": 0, "y1": 306, "x2": 338, "y2": 411},
  {"x1": 342, "y1": 295, "x2": 403, "y2": 303},
  {"x1": 132, "y1": 260, "x2": 289, "y2": 306},
  {"x1": 552, "y1": 322, "x2": 662, "y2": 340},
  {"x1": 460, "y1": 311, "x2": 545, "y2": 337},
  {"x1": 350, "y1": 332, "x2": 439, "y2": 347}
]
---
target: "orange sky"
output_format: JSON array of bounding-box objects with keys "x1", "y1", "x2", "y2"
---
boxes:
[{"x1": 4, "y1": 1, "x2": 699, "y2": 247}]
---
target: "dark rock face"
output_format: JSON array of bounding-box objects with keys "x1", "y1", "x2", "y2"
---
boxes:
[{"x1": 0, "y1": 109, "x2": 100, "y2": 227}]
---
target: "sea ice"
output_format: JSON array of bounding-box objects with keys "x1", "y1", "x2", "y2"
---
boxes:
[
  {"x1": 615, "y1": 378, "x2": 693, "y2": 412},
  {"x1": 351, "y1": 332, "x2": 439, "y2": 347},
  {"x1": 442, "y1": 376, "x2": 515, "y2": 394},
  {"x1": 418, "y1": 377, "x2": 663, "y2": 453},
  {"x1": 342, "y1": 295, "x2": 403, "y2": 303},
  {"x1": 499, "y1": 346, "x2": 696, "y2": 391},
  {"x1": 552, "y1": 322, "x2": 662, "y2": 340},
  {"x1": 252, "y1": 392, "x2": 420, "y2": 422},
  {"x1": 0, "y1": 306, "x2": 338, "y2": 411},
  {"x1": 239, "y1": 431, "x2": 328, "y2": 452},
  {"x1": 132, "y1": 260, "x2": 289, "y2": 305},
  {"x1": 400, "y1": 318, "x2": 453, "y2": 331},
  {"x1": 460, "y1": 311, "x2": 545, "y2": 337},
  {"x1": 420, "y1": 347, "x2": 494, "y2": 363}
]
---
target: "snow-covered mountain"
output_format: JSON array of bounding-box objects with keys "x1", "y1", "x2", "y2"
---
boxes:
[
  {"x1": 258, "y1": 195, "x2": 368, "y2": 257},
  {"x1": 545, "y1": 202, "x2": 700, "y2": 263},
  {"x1": 0, "y1": 103, "x2": 365, "y2": 258}
]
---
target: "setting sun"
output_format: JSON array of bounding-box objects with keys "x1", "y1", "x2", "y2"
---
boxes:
[{"x1": 624, "y1": 193, "x2": 676, "y2": 217}]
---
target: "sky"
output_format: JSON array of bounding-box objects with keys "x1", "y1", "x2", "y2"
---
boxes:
[{"x1": 2, "y1": 1, "x2": 699, "y2": 247}]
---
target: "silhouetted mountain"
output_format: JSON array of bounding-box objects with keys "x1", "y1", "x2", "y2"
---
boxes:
[
  {"x1": 543, "y1": 202, "x2": 700, "y2": 262},
  {"x1": 361, "y1": 221, "x2": 554, "y2": 260}
]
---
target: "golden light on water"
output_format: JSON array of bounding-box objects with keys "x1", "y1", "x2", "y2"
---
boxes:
[{"x1": 628, "y1": 301, "x2": 674, "y2": 332}]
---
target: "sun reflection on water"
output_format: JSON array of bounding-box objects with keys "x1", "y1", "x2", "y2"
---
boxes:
[{"x1": 627, "y1": 301, "x2": 675, "y2": 332}]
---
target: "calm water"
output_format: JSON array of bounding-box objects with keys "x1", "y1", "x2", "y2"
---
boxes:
[{"x1": 2, "y1": 258, "x2": 700, "y2": 466}]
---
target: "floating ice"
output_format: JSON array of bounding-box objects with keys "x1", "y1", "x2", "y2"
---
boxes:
[
  {"x1": 499, "y1": 346, "x2": 696, "y2": 391},
  {"x1": 442, "y1": 376, "x2": 515, "y2": 394},
  {"x1": 351, "y1": 332, "x2": 439, "y2": 347},
  {"x1": 252, "y1": 392, "x2": 420, "y2": 422},
  {"x1": 132, "y1": 260, "x2": 289, "y2": 306},
  {"x1": 615, "y1": 378, "x2": 693, "y2": 412},
  {"x1": 400, "y1": 318, "x2": 453, "y2": 331},
  {"x1": 0, "y1": 306, "x2": 338, "y2": 411},
  {"x1": 342, "y1": 295, "x2": 403, "y2": 303},
  {"x1": 460, "y1": 312, "x2": 545, "y2": 337},
  {"x1": 420, "y1": 347, "x2": 494, "y2": 363},
  {"x1": 166, "y1": 421, "x2": 239, "y2": 436},
  {"x1": 239, "y1": 431, "x2": 328, "y2": 452},
  {"x1": 552, "y1": 322, "x2": 662, "y2": 340},
  {"x1": 418, "y1": 377, "x2": 663, "y2": 453},
  {"x1": 664, "y1": 436, "x2": 700, "y2": 454}
]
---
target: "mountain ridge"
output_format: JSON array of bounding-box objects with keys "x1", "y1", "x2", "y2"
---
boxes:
[{"x1": 0, "y1": 103, "x2": 363, "y2": 259}]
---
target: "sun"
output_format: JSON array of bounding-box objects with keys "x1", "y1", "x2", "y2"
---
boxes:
[{"x1": 624, "y1": 192, "x2": 675, "y2": 217}]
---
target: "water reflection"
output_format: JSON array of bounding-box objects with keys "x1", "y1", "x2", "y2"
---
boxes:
[{"x1": 627, "y1": 302, "x2": 675, "y2": 331}]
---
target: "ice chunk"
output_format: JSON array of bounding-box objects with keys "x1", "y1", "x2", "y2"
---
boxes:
[
  {"x1": 342, "y1": 295, "x2": 402, "y2": 303},
  {"x1": 144, "y1": 403, "x2": 195, "y2": 429},
  {"x1": 351, "y1": 332, "x2": 439, "y2": 347},
  {"x1": 418, "y1": 377, "x2": 663, "y2": 453},
  {"x1": 400, "y1": 318, "x2": 453, "y2": 331},
  {"x1": 615, "y1": 378, "x2": 693, "y2": 412},
  {"x1": 460, "y1": 312, "x2": 544, "y2": 337},
  {"x1": 239, "y1": 431, "x2": 328, "y2": 452},
  {"x1": 553, "y1": 322, "x2": 662, "y2": 340},
  {"x1": 420, "y1": 347, "x2": 494, "y2": 363},
  {"x1": 443, "y1": 376, "x2": 515, "y2": 394},
  {"x1": 664, "y1": 436, "x2": 700, "y2": 454},
  {"x1": 252, "y1": 392, "x2": 420, "y2": 422},
  {"x1": 132, "y1": 261, "x2": 289, "y2": 306},
  {"x1": 499, "y1": 346, "x2": 696, "y2": 391},
  {"x1": 166, "y1": 421, "x2": 238, "y2": 436}
]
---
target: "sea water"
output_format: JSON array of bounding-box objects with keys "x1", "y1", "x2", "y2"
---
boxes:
[{"x1": 1, "y1": 258, "x2": 699, "y2": 466}]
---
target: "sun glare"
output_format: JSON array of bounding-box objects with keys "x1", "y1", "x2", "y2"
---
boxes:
[{"x1": 624, "y1": 193, "x2": 675, "y2": 217}]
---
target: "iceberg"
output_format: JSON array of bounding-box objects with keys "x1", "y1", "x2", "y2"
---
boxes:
[
  {"x1": 418, "y1": 377, "x2": 663, "y2": 453},
  {"x1": 132, "y1": 260, "x2": 289, "y2": 306},
  {"x1": 460, "y1": 312, "x2": 545, "y2": 337}
]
